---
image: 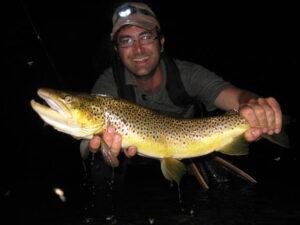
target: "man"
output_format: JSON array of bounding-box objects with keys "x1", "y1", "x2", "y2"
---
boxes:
[
  {"x1": 79, "y1": 2, "x2": 283, "y2": 216},
  {"x1": 83, "y1": 2, "x2": 282, "y2": 160},
  {"x1": 81, "y1": 2, "x2": 282, "y2": 188}
]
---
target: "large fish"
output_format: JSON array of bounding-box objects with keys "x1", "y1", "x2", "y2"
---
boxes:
[{"x1": 30, "y1": 88, "x2": 289, "y2": 185}]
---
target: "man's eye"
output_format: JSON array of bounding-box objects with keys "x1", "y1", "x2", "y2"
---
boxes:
[
  {"x1": 119, "y1": 37, "x2": 132, "y2": 44},
  {"x1": 140, "y1": 34, "x2": 152, "y2": 40}
]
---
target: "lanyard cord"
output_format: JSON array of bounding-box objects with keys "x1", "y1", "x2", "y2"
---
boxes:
[{"x1": 20, "y1": 0, "x2": 64, "y2": 87}]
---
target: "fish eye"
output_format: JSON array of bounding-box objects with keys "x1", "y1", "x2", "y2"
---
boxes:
[{"x1": 64, "y1": 95, "x2": 72, "y2": 103}]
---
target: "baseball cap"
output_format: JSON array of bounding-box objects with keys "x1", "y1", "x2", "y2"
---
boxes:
[{"x1": 111, "y1": 2, "x2": 160, "y2": 39}]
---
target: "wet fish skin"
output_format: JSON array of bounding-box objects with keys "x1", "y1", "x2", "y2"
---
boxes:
[{"x1": 30, "y1": 88, "x2": 289, "y2": 184}]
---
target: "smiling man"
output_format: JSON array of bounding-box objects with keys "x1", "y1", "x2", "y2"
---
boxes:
[
  {"x1": 83, "y1": 2, "x2": 282, "y2": 155},
  {"x1": 80, "y1": 1, "x2": 282, "y2": 199}
]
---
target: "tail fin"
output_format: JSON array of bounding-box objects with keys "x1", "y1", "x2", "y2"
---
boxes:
[
  {"x1": 219, "y1": 115, "x2": 291, "y2": 155},
  {"x1": 262, "y1": 133, "x2": 290, "y2": 149},
  {"x1": 262, "y1": 115, "x2": 291, "y2": 149}
]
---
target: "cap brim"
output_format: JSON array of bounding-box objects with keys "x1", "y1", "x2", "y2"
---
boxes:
[{"x1": 111, "y1": 14, "x2": 159, "y2": 39}]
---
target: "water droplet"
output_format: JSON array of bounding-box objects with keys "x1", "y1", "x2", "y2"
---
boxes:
[
  {"x1": 148, "y1": 218, "x2": 155, "y2": 224},
  {"x1": 106, "y1": 215, "x2": 118, "y2": 224},
  {"x1": 177, "y1": 185, "x2": 185, "y2": 212},
  {"x1": 190, "y1": 209, "x2": 194, "y2": 215},
  {"x1": 27, "y1": 61, "x2": 34, "y2": 66},
  {"x1": 82, "y1": 217, "x2": 94, "y2": 224},
  {"x1": 274, "y1": 156, "x2": 281, "y2": 161},
  {"x1": 53, "y1": 187, "x2": 66, "y2": 202}
]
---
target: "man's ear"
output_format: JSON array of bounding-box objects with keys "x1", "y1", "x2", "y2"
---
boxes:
[
  {"x1": 160, "y1": 36, "x2": 165, "y2": 52},
  {"x1": 160, "y1": 36, "x2": 165, "y2": 46}
]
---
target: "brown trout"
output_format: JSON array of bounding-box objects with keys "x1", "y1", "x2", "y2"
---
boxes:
[{"x1": 30, "y1": 88, "x2": 289, "y2": 184}]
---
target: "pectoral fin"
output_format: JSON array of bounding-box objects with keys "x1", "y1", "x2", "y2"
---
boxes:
[
  {"x1": 161, "y1": 158, "x2": 187, "y2": 185},
  {"x1": 99, "y1": 137, "x2": 119, "y2": 168}
]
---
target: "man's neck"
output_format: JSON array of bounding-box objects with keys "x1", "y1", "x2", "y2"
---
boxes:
[{"x1": 136, "y1": 65, "x2": 163, "y2": 93}]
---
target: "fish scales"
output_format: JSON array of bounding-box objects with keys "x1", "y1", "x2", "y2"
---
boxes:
[
  {"x1": 30, "y1": 88, "x2": 288, "y2": 184},
  {"x1": 74, "y1": 95, "x2": 250, "y2": 159}
]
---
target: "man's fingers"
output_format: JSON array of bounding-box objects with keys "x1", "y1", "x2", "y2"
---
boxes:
[
  {"x1": 244, "y1": 128, "x2": 262, "y2": 142},
  {"x1": 257, "y1": 98, "x2": 275, "y2": 133},
  {"x1": 239, "y1": 105, "x2": 260, "y2": 128},
  {"x1": 89, "y1": 136, "x2": 101, "y2": 151},
  {"x1": 266, "y1": 97, "x2": 282, "y2": 134},
  {"x1": 124, "y1": 146, "x2": 137, "y2": 158},
  {"x1": 258, "y1": 98, "x2": 276, "y2": 134},
  {"x1": 110, "y1": 134, "x2": 122, "y2": 157},
  {"x1": 89, "y1": 126, "x2": 137, "y2": 158},
  {"x1": 103, "y1": 126, "x2": 116, "y2": 146}
]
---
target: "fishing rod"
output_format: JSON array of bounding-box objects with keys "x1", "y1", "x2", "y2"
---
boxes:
[{"x1": 20, "y1": 0, "x2": 64, "y2": 87}]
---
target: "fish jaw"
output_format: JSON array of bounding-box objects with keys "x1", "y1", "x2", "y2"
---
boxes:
[
  {"x1": 31, "y1": 99, "x2": 68, "y2": 125},
  {"x1": 30, "y1": 89, "x2": 96, "y2": 139}
]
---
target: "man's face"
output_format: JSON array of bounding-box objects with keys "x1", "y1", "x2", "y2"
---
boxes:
[{"x1": 116, "y1": 26, "x2": 164, "y2": 78}]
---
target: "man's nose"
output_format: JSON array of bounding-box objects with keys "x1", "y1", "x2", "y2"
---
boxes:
[{"x1": 132, "y1": 39, "x2": 144, "y2": 53}]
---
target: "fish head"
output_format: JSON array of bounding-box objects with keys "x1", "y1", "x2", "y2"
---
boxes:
[{"x1": 30, "y1": 88, "x2": 105, "y2": 139}]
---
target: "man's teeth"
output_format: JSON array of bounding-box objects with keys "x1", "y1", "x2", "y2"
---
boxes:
[{"x1": 133, "y1": 57, "x2": 148, "y2": 62}]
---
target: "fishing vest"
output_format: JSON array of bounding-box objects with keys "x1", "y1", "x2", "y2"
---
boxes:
[{"x1": 112, "y1": 53, "x2": 204, "y2": 117}]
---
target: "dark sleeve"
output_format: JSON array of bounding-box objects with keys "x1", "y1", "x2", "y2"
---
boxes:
[
  {"x1": 177, "y1": 60, "x2": 235, "y2": 111},
  {"x1": 91, "y1": 67, "x2": 119, "y2": 97}
]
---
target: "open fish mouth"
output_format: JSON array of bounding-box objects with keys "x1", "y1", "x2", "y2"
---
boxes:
[
  {"x1": 30, "y1": 88, "x2": 72, "y2": 126},
  {"x1": 31, "y1": 88, "x2": 98, "y2": 139}
]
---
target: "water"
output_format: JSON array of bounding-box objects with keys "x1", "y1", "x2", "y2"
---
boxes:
[
  {"x1": 80, "y1": 155, "x2": 299, "y2": 225},
  {"x1": 11, "y1": 144, "x2": 300, "y2": 225}
]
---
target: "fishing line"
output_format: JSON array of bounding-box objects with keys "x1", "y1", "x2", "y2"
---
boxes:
[{"x1": 20, "y1": 0, "x2": 64, "y2": 87}]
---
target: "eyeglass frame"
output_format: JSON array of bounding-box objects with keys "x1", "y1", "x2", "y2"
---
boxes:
[{"x1": 114, "y1": 28, "x2": 161, "y2": 48}]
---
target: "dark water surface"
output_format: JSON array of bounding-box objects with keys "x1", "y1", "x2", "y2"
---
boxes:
[{"x1": 12, "y1": 148, "x2": 300, "y2": 225}]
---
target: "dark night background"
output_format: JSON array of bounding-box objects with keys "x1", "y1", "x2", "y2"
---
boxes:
[{"x1": 2, "y1": 0, "x2": 299, "y2": 224}]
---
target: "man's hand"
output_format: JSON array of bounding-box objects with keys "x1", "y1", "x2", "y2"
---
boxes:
[
  {"x1": 239, "y1": 97, "x2": 282, "y2": 142},
  {"x1": 89, "y1": 126, "x2": 137, "y2": 158}
]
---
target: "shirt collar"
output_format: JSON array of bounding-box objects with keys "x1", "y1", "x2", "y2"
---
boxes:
[{"x1": 124, "y1": 68, "x2": 138, "y2": 86}]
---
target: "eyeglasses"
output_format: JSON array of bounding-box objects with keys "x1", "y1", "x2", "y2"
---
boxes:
[{"x1": 116, "y1": 31, "x2": 158, "y2": 48}]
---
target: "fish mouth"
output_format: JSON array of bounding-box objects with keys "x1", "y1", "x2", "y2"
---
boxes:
[{"x1": 30, "y1": 88, "x2": 72, "y2": 125}]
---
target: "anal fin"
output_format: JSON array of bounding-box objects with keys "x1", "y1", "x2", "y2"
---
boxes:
[
  {"x1": 219, "y1": 135, "x2": 249, "y2": 156},
  {"x1": 161, "y1": 158, "x2": 187, "y2": 185}
]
